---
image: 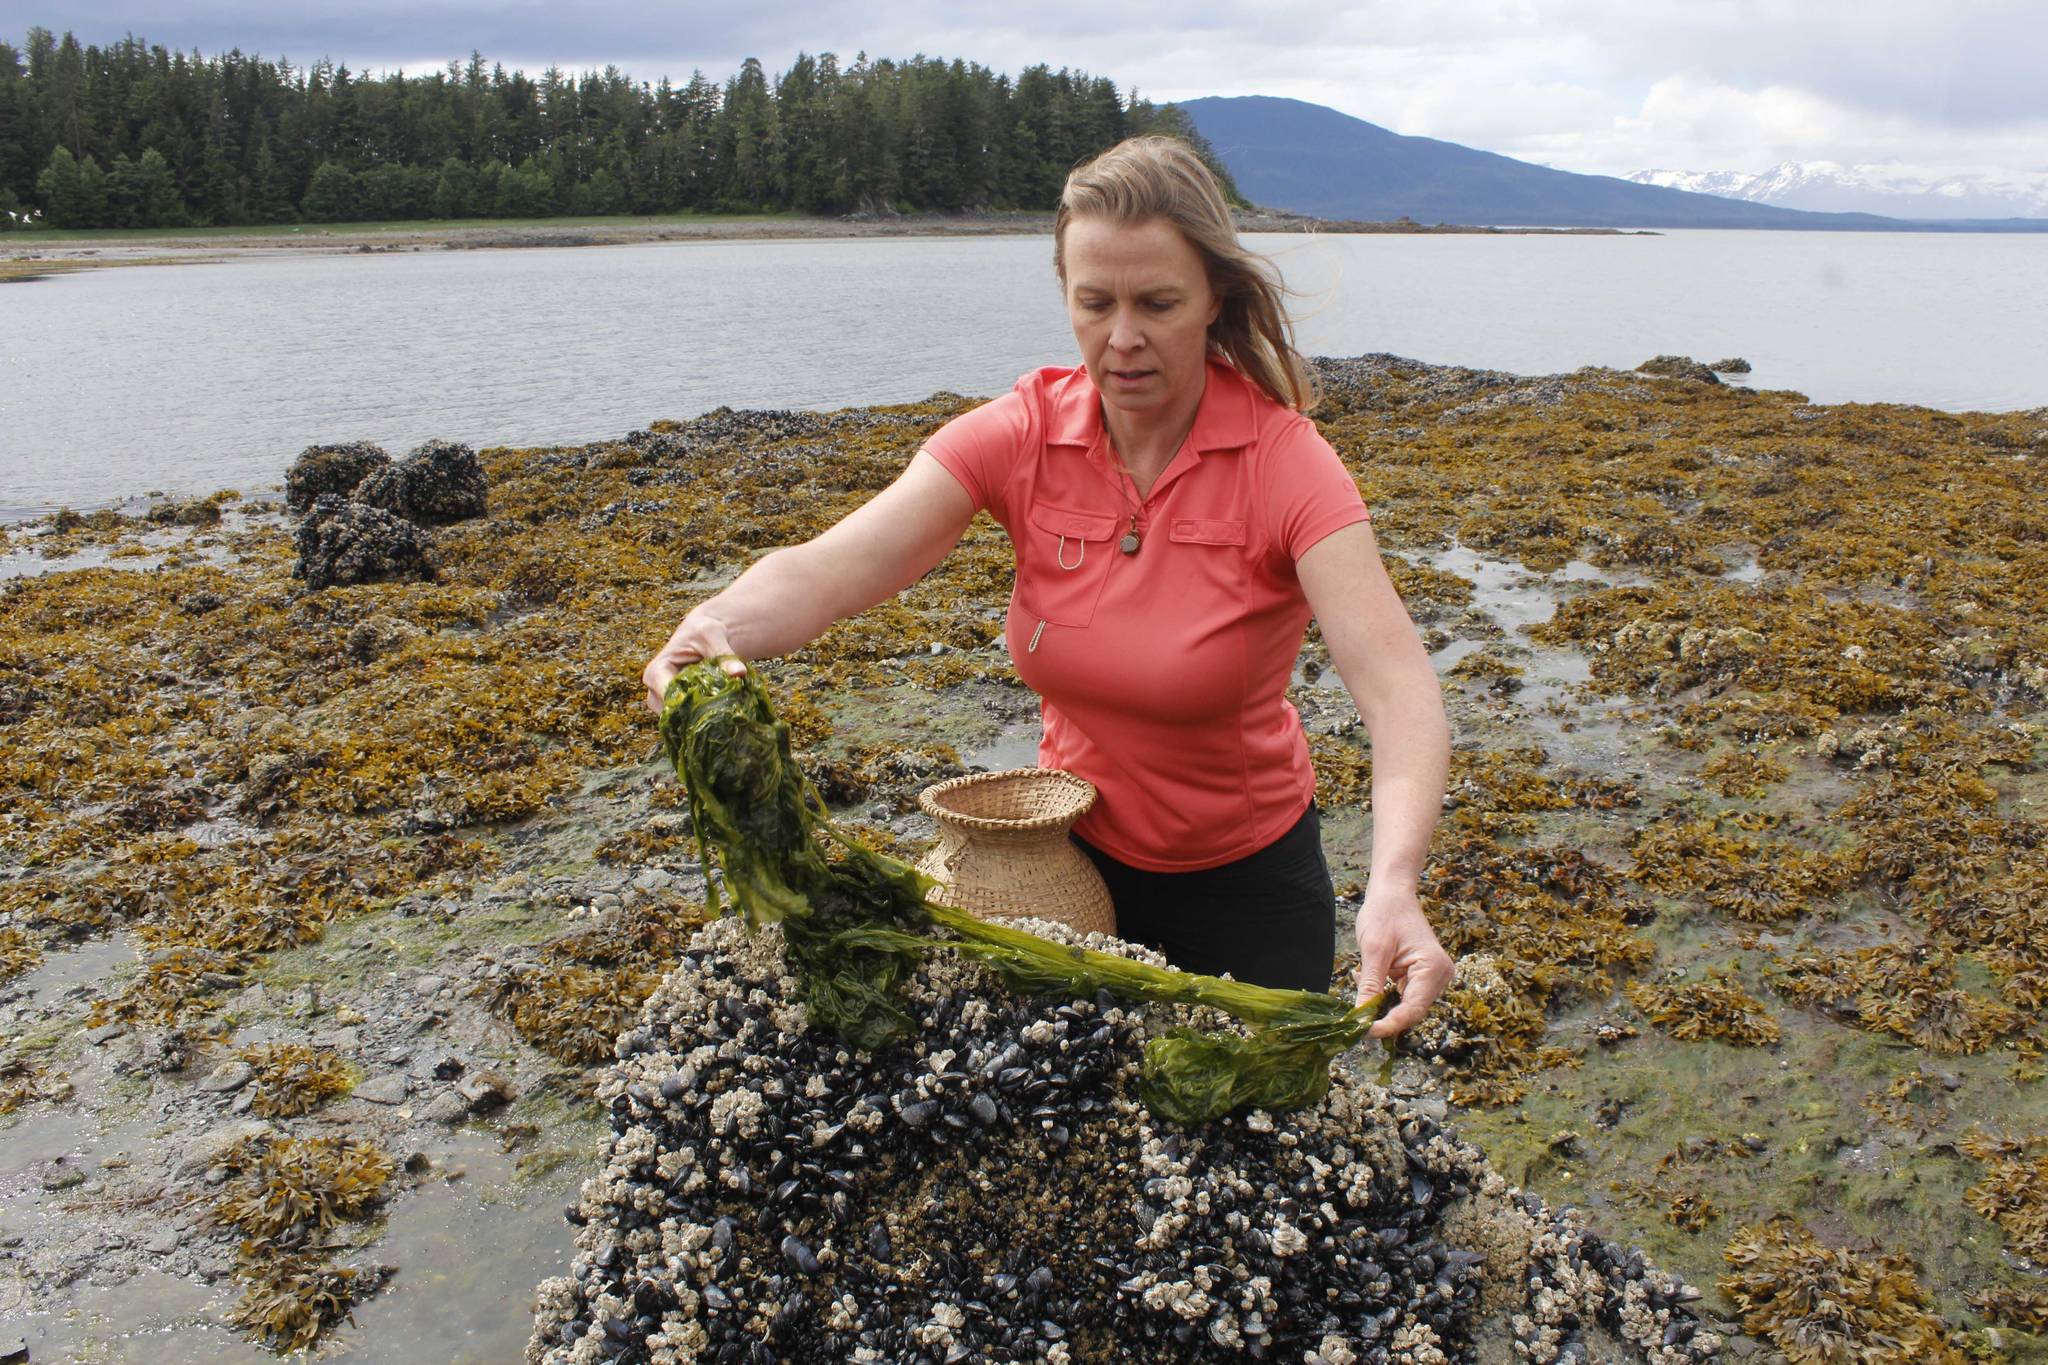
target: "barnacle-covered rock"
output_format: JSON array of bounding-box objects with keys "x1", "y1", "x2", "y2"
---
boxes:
[
  {"x1": 146, "y1": 494, "x2": 225, "y2": 526},
  {"x1": 284, "y1": 440, "x2": 391, "y2": 512},
  {"x1": 292, "y1": 494, "x2": 434, "y2": 589},
  {"x1": 526, "y1": 917, "x2": 1719, "y2": 1365},
  {"x1": 1396, "y1": 954, "x2": 1555, "y2": 1107},
  {"x1": 354, "y1": 438, "x2": 488, "y2": 525},
  {"x1": 344, "y1": 611, "x2": 423, "y2": 663},
  {"x1": 1635, "y1": 356, "x2": 1722, "y2": 385}
]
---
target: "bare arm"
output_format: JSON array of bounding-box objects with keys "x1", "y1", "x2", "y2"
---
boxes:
[
  {"x1": 642, "y1": 451, "x2": 977, "y2": 709},
  {"x1": 1296, "y1": 520, "x2": 1454, "y2": 1035}
]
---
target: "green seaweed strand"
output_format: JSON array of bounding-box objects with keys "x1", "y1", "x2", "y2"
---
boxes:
[{"x1": 658, "y1": 661, "x2": 1388, "y2": 1123}]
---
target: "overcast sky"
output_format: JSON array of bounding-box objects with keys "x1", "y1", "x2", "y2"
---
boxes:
[{"x1": 18, "y1": 1, "x2": 2047, "y2": 180}]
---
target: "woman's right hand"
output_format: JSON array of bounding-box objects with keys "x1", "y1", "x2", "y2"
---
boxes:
[{"x1": 642, "y1": 609, "x2": 748, "y2": 713}]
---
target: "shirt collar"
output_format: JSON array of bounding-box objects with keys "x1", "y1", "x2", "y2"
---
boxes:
[{"x1": 1046, "y1": 357, "x2": 1258, "y2": 453}]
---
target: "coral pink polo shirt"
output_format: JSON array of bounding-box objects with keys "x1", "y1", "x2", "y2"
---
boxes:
[{"x1": 923, "y1": 359, "x2": 1371, "y2": 871}]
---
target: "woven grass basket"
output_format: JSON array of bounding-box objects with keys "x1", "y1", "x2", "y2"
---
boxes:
[{"x1": 915, "y1": 768, "x2": 1116, "y2": 937}]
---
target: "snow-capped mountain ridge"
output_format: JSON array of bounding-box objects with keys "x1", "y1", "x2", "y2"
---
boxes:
[{"x1": 1627, "y1": 161, "x2": 2048, "y2": 220}]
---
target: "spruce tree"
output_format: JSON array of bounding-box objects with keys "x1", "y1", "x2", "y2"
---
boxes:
[
  {"x1": 301, "y1": 160, "x2": 360, "y2": 222},
  {"x1": 430, "y1": 155, "x2": 477, "y2": 218},
  {"x1": 248, "y1": 139, "x2": 297, "y2": 222},
  {"x1": 37, "y1": 145, "x2": 109, "y2": 226}
]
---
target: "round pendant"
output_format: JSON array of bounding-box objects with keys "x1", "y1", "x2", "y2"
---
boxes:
[{"x1": 1119, "y1": 532, "x2": 1141, "y2": 555}]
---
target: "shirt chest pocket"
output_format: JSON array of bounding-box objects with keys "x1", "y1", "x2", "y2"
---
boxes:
[
  {"x1": 1167, "y1": 517, "x2": 1252, "y2": 596},
  {"x1": 1017, "y1": 503, "x2": 1122, "y2": 628}
]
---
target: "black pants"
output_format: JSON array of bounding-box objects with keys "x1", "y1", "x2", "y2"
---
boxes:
[{"x1": 1071, "y1": 802, "x2": 1337, "y2": 993}]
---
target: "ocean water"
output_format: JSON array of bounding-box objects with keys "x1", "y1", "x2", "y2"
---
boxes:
[{"x1": 3, "y1": 228, "x2": 2043, "y2": 518}]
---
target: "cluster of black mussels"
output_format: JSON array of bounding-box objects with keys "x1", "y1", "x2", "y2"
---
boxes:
[{"x1": 527, "y1": 913, "x2": 1718, "y2": 1365}]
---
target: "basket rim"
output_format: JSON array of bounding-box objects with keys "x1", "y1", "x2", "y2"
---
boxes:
[{"x1": 917, "y1": 767, "x2": 1096, "y2": 831}]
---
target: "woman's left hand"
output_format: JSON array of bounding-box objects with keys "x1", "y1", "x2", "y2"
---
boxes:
[{"x1": 1352, "y1": 884, "x2": 1455, "y2": 1038}]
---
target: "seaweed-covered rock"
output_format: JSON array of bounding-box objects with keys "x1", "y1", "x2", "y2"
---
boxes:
[
  {"x1": 527, "y1": 916, "x2": 1719, "y2": 1365},
  {"x1": 354, "y1": 439, "x2": 488, "y2": 525},
  {"x1": 344, "y1": 613, "x2": 423, "y2": 664},
  {"x1": 1706, "y1": 357, "x2": 1752, "y2": 375},
  {"x1": 284, "y1": 441, "x2": 392, "y2": 512},
  {"x1": 0, "y1": 677, "x2": 47, "y2": 726},
  {"x1": 292, "y1": 495, "x2": 434, "y2": 590},
  {"x1": 146, "y1": 495, "x2": 224, "y2": 526},
  {"x1": 1635, "y1": 356, "x2": 1722, "y2": 385}
]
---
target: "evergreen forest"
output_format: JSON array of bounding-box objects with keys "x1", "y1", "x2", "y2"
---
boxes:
[{"x1": 0, "y1": 28, "x2": 1236, "y2": 230}]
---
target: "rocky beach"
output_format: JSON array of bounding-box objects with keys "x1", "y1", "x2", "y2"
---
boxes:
[{"x1": 2, "y1": 354, "x2": 2046, "y2": 1362}]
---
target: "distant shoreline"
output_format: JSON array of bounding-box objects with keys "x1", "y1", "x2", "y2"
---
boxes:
[{"x1": 1, "y1": 209, "x2": 1650, "y2": 277}]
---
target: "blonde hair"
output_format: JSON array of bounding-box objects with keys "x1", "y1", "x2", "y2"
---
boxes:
[{"x1": 1054, "y1": 135, "x2": 1317, "y2": 412}]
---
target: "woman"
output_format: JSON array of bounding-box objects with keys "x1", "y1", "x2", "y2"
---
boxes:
[{"x1": 642, "y1": 137, "x2": 1453, "y2": 1037}]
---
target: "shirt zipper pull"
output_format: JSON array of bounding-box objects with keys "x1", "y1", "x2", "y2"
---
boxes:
[{"x1": 1028, "y1": 620, "x2": 1046, "y2": 653}]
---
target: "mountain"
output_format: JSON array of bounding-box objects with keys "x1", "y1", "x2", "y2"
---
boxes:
[
  {"x1": 1178, "y1": 95, "x2": 2046, "y2": 231},
  {"x1": 1627, "y1": 162, "x2": 2048, "y2": 221}
]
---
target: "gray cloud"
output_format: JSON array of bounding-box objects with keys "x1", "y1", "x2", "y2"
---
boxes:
[{"x1": 16, "y1": 1, "x2": 2044, "y2": 177}]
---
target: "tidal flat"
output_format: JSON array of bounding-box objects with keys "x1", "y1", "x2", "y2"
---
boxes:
[{"x1": 1, "y1": 355, "x2": 2045, "y2": 1361}]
